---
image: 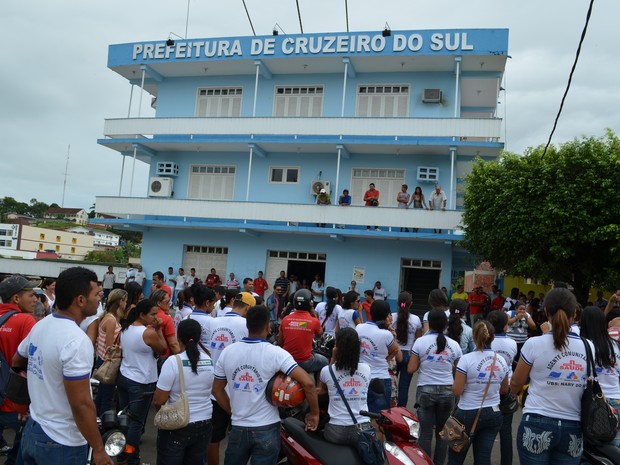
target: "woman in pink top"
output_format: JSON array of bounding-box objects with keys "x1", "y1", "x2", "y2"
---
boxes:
[{"x1": 94, "y1": 288, "x2": 127, "y2": 415}]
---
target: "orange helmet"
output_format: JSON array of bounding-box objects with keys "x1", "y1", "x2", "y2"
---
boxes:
[{"x1": 266, "y1": 372, "x2": 306, "y2": 407}]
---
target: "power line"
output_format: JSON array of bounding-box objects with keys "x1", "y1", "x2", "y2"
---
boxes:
[
  {"x1": 242, "y1": 0, "x2": 256, "y2": 36},
  {"x1": 295, "y1": 0, "x2": 304, "y2": 33},
  {"x1": 541, "y1": 0, "x2": 595, "y2": 159}
]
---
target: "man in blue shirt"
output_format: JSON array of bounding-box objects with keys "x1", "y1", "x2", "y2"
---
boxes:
[{"x1": 338, "y1": 189, "x2": 351, "y2": 228}]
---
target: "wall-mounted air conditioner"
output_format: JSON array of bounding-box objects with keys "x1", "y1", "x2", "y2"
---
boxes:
[
  {"x1": 156, "y1": 162, "x2": 179, "y2": 176},
  {"x1": 311, "y1": 180, "x2": 331, "y2": 195},
  {"x1": 149, "y1": 177, "x2": 174, "y2": 197},
  {"x1": 422, "y1": 88, "x2": 442, "y2": 103}
]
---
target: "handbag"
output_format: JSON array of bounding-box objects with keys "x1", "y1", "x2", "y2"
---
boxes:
[
  {"x1": 93, "y1": 331, "x2": 122, "y2": 385},
  {"x1": 329, "y1": 365, "x2": 386, "y2": 465},
  {"x1": 154, "y1": 355, "x2": 190, "y2": 430},
  {"x1": 499, "y1": 391, "x2": 519, "y2": 416},
  {"x1": 439, "y1": 353, "x2": 496, "y2": 453},
  {"x1": 580, "y1": 337, "x2": 619, "y2": 443}
]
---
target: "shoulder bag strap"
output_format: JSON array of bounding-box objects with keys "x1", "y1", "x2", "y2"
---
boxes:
[
  {"x1": 470, "y1": 352, "x2": 496, "y2": 436},
  {"x1": 328, "y1": 364, "x2": 358, "y2": 425},
  {"x1": 197, "y1": 341, "x2": 212, "y2": 357},
  {"x1": 0, "y1": 311, "x2": 17, "y2": 329},
  {"x1": 580, "y1": 336, "x2": 595, "y2": 379},
  {"x1": 175, "y1": 355, "x2": 186, "y2": 395}
]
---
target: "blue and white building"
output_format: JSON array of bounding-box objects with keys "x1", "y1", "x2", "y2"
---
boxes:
[{"x1": 94, "y1": 28, "x2": 508, "y2": 308}]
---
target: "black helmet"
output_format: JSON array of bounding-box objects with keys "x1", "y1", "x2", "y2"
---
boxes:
[{"x1": 293, "y1": 289, "x2": 312, "y2": 310}]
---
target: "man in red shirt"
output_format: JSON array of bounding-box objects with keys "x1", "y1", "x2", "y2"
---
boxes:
[
  {"x1": 468, "y1": 286, "x2": 487, "y2": 325},
  {"x1": 490, "y1": 289, "x2": 506, "y2": 311},
  {"x1": 0, "y1": 275, "x2": 39, "y2": 461},
  {"x1": 253, "y1": 271, "x2": 269, "y2": 297},
  {"x1": 363, "y1": 183, "x2": 381, "y2": 231},
  {"x1": 205, "y1": 268, "x2": 221, "y2": 289},
  {"x1": 278, "y1": 289, "x2": 326, "y2": 376},
  {"x1": 150, "y1": 271, "x2": 172, "y2": 298}
]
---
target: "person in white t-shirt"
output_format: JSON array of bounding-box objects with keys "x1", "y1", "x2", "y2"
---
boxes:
[
  {"x1": 338, "y1": 290, "x2": 362, "y2": 330},
  {"x1": 133, "y1": 264, "x2": 146, "y2": 288},
  {"x1": 316, "y1": 287, "x2": 342, "y2": 337},
  {"x1": 408, "y1": 308, "x2": 462, "y2": 465},
  {"x1": 423, "y1": 289, "x2": 451, "y2": 333},
  {"x1": 173, "y1": 288, "x2": 194, "y2": 328},
  {"x1": 14, "y1": 267, "x2": 114, "y2": 465},
  {"x1": 449, "y1": 321, "x2": 509, "y2": 465},
  {"x1": 187, "y1": 286, "x2": 217, "y2": 346},
  {"x1": 372, "y1": 281, "x2": 387, "y2": 301},
  {"x1": 356, "y1": 300, "x2": 401, "y2": 413},
  {"x1": 212, "y1": 305, "x2": 319, "y2": 465},
  {"x1": 510, "y1": 288, "x2": 590, "y2": 465},
  {"x1": 391, "y1": 291, "x2": 422, "y2": 408},
  {"x1": 488, "y1": 310, "x2": 518, "y2": 465},
  {"x1": 155, "y1": 318, "x2": 214, "y2": 465},
  {"x1": 319, "y1": 328, "x2": 375, "y2": 446},
  {"x1": 578, "y1": 306, "x2": 620, "y2": 447},
  {"x1": 446, "y1": 298, "x2": 474, "y2": 354}
]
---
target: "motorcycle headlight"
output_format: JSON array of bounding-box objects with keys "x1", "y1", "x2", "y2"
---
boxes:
[
  {"x1": 403, "y1": 415, "x2": 420, "y2": 439},
  {"x1": 384, "y1": 442, "x2": 416, "y2": 465},
  {"x1": 103, "y1": 430, "x2": 126, "y2": 457}
]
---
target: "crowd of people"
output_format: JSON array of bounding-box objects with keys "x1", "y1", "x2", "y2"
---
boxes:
[{"x1": 1, "y1": 267, "x2": 619, "y2": 465}]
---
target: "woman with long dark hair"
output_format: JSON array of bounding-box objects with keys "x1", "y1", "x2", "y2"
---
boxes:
[
  {"x1": 408, "y1": 186, "x2": 427, "y2": 232},
  {"x1": 319, "y1": 328, "x2": 374, "y2": 445},
  {"x1": 155, "y1": 318, "x2": 215, "y2": 465},
  {"x1": 580, "y1": 305, "x2": 620, "y2": 446},
  {"x1": 338, "y1": 290, "x2": 362, "y2": 330},
  {"x1": 449, "y1": 321, "x2": 509, "y2": 465},
  {"x1": 316, "y1": 287, "x2": 342, "y2": 337},
  {"x1": 356, "y1": 300, "x2": 401, "y2": 412},
  {"x1": 511, "y1": 288, "x2": 591, "y2": 465},
  {"x1": 117, "y1": 299, "x2": 168, "y2": 465},
  {"x1": 447, "y1": 298, "x2": 473, "y2": 354},
  {"x1": 125, "y1": 281, "x2": 144, "y2": 312},
  {"x1": 173, "y1": 287, "x2": 194, "y2": 328},
  {"x1": 422, "y1": 288, "x2": 451, "y2": 333},
  {"x1": 391, "y1": 291, "x2": 422, "y2": 407},
  {"x1": 216, "y1": 288, "x2": 237, "y2": 318},
  {"x1": 408, "y1": 309, "x2": 462, "y2": 465}
]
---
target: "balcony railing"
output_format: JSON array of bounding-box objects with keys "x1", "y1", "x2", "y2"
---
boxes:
[
  {"x1": 95, "y1": 196, "x2": 463, "y2": 231},
  {"x1": 103, "y1": 117, "x2": 501, "y2": 141}
]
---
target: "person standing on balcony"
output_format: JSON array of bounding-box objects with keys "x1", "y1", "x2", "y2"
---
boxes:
[
  {"x1": 338, "y1": 189, "x2": 351, "y2": 229},
  {"x1": 408, "y1": 186, "x2": 428, "y2": 232},
  {"x1": 428, "y1": 184, "x2": 447, "y2": 233},
  {"x1": 397, "y1": 184, "x2": 411, "y2": 232},
  {"x1": 316, "y1": 188, "x2": 330, "y2": 227},
  {"x1": 363, "y1": 183, "x2": 380, "y2": 231}
]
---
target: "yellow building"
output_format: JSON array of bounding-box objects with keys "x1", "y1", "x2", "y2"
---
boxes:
[{"x1": 19, "y1": 225, "x2": 95, "y2": 260}]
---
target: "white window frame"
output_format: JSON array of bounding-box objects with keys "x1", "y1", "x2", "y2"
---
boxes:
[
  {"x1": 356, "y1": 84, "x2": 410, "y2": 117},
  {"x1": 188, "y1": 165, "x2": 236, "y2": 200},
  {"x1": 273, "y1": 85, "x2": 324, "y2": 117},
  {"x1": 196, "y1": 87, "x2": 243, "y2": 117},
  {"x1": 269, "y1": 166, "x2": 300, "y2": 185},
  {"x1": 417, "y1": 166, "x2": 439, "y2": 182}
]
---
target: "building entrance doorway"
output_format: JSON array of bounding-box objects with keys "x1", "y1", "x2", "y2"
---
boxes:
[
  {"x1": 264, "y1": 250, "x2": 327, "y2": 299},
  {"x1": 400, "y1": 258, "x2": 442, "y2": 317}
]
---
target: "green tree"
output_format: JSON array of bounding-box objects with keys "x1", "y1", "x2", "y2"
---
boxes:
[{"x1": 461, "y1": 130, "x2": 620, "y2": 303}]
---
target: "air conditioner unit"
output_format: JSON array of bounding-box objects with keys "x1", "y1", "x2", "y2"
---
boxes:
[
  {"x1": 311, "y1": 180, "x2": 331, "y2": 195},
  {"x1": 422, "y1": 88, "x2": 442, "y2": 103},
  {"x1": 156, "y1": 162, "x2": 179, "y2": 176},
  {"x1": 149, "y1": 177, "x2": 174, "y2": 197}
]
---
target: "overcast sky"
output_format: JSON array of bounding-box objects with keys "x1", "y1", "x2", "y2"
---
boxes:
[{"x1": 1, "y1": 0, "x2": 618, "y2": 210}]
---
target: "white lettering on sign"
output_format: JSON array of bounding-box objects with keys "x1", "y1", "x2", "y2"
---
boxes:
[{"x1": 130, "y1": 32, "x2": 478, "y2": 61}]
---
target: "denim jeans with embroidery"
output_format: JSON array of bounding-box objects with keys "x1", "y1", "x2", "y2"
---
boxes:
[
  {"x1": 516, "y1": 413, "x2": 582, "y2": 465},
  {"x1": 447, "y1": 406, "x2": 502, "y2": 465}
]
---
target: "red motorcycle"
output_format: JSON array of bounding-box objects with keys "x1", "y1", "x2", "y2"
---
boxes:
[{"x1": 280, "y1": 406, "x2": 433, "y2": 465}]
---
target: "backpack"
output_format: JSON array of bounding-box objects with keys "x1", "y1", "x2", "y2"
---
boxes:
[
  {"x1": 507, "y1": 298, "x2": 518, "y2": 312},
  {"x1": 0, "y1": 311, "x2": 18, "y2": 403}
]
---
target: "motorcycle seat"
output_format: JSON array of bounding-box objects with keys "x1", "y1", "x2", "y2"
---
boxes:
[{"x1": 283, "y1": 417, "x2": 365, "y2": 465}]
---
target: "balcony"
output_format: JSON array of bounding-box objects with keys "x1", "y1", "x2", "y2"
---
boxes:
[
  {"x1": 103, "y1": 117, "x2": 501, "y2": 143},
  {"x1": 94, "y1": 196, "x2": 463, "y2": 238}
]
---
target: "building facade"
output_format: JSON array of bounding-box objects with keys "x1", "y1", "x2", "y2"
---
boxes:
[
  {"x1": 67, "y1": 226, "x2": 121, "y2": 248},
  {"x1": 94, "y1": 29, "x2": 508, "y2": 308},
  {"x1": 44, "y1": 208, "x2": 89, "y2": 225},
  {"x1": 18, "y1": 225, "x2": 94, "y2": 260}
]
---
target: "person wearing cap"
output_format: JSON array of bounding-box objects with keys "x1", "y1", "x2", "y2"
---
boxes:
[
  {"x1": 203, "y1": 291, "x2": 255, "y2": 465},
  {"x1": 316, "y1": 188, "x2": 330, "y2": 227},
  {"x1": 0, "y1": 275, "x2": 39, "y2": 462},
  {"x1": 13, "y1": 267, "x2": 114, "y2": 465}
]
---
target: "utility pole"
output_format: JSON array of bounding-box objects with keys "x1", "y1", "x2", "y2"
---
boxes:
[{"x1": 61, "y1": 144, "x2": 70, "y2": 207}]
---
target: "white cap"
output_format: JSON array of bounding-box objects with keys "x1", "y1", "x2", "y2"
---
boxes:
[{"x1": 320, "y1": 188, "x2": 326, "y2": 193}]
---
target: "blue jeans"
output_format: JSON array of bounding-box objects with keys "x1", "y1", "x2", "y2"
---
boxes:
[
  {"x1": 298, "y1": 353, "x2": 328, "y2": 374},
  {"x1": 416, "y1": 385, "x2": 455, "y2": 465},
  {"x1": 396, "y1": 351, "x2": 413, "y2": 407},
  {"x1": 20, "y1": 418, "x2": 88, "y2": 465},
  {"x1": 517, "y1": 413, "x2": 582, "y2": 465},
  {"x1": 447, "y1": 406, "x2": 502, "y2": 465},
  {"x1": 224, "y1": 422, "x2": 280, "y2": 465},
  {"x1": 367, "y1": 378, "x2": 391, "y2": 413},
  {"x1": 0, "y1": 411, "x2": 22, "y2": 465},
  {"x1": 499, "y1": 412, "x2": 514, "y2": 465},
  {"x1": 116, "y1": 372, "x2": 156, "y2": 465},
  {"x1": 157, "y1": 420, "x2": 212, "y2": 465},
  {"x1": 93, "y1": 357, "x2": 116, "y2": 416}
]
